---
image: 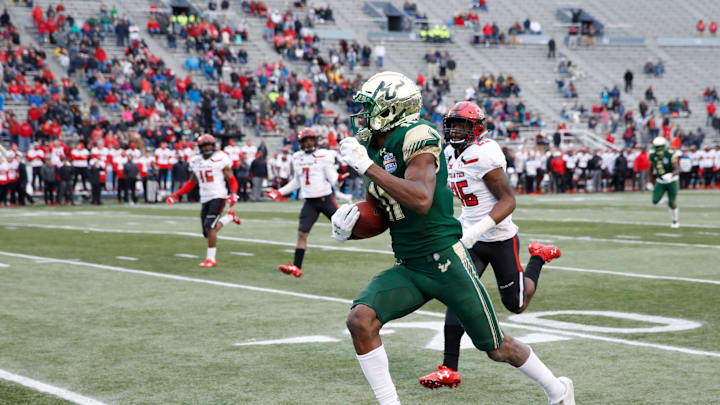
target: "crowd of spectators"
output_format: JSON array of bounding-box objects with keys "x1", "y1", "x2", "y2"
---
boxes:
[{"x1": 696, "y1": 20, "x2": 718, "y2": 37}]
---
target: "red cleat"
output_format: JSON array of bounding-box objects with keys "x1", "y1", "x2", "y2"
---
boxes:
[
  {"x1": 419, "y1": 365, "x2": 461, "y2": 389},
  {"x1": 279, "y1": 264, "x2": 302, "y2": 278},
  {"x1": 529, "y1": 242, "x2": 562, "y2": 263},
  {"x1": 199, "y1": 258, "x2": 216, "y2": 268},
  {"x1": 228, "y1": 209, "x2": 241, "y2": 225}
]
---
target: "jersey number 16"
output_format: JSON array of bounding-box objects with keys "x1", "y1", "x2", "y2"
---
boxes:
[{"x1": 198, "y1": 170, "x2": 214, "y2": 183}]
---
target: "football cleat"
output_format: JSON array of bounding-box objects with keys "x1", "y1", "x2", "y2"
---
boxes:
[
  {"x1": 278, "y1": 263, "x2": 302, "y2": 278},
  {"x1": 199, "y1": 258, "x2": 216, "y2": 268},
  {"x1": 418, "y1": 365, "x2": 461, "y2": 389},
  {"x1": 529, "y1": 242, "x2": 562, "y2": 263},
  {"x1": 228, "y1": 210, "x2": 241, "y2": 225},
  {"x1": 671, "y1": 221, "x2": 679, "y2": 229},
  {"x1": 552, "y1": 377, "x2": 575, "y2": 405}
]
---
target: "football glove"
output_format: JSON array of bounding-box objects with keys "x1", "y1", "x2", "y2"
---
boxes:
[
  {"x1": 658, "y1": 173, "x2": 677, "y2": 184},
  {"x1": 265, "y1": 189, "x2": 282, "y2": 201},
  {"x1": 166, "y1": 193, "x2": 179, "y2": 205},
  {"x1": 331, "y1": 203, "x2": 360, "y2": 243},
  {"x1": 460, "y1": 215, "x2": 496, "y2": 248},
  {"x1": 226, "y1": 193, "x2": 239, "y2": 207},
  {"x1": 339, "y1": 137, "x2": 373, "y2": 175}
]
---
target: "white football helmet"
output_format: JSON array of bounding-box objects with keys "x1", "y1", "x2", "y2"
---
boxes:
[
  {"x1": 652, "y1": 136, "x2": 667, "y2": 153},
  {"x1": 349, "y1": 71, "x2": 422, "y2": 141}
]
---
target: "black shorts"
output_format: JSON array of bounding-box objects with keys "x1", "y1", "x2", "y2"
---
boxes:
[
  {"x1": 200, "y1": 198, "x2": 226, "y2": 237},
  {"x1": 298, "y1": 195, "x2": 337, "y2": 233},
  {"x1": 469, "y1": 234, "x2": 525, "y2": 311}
]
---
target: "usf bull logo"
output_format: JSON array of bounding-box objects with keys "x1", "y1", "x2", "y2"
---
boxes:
[
  {"x1": 438, "y1": 259, "x2": 451, "y2": 273},
  {"x1": 372, "y1": 80, "x2": 404, "y2": 101}
]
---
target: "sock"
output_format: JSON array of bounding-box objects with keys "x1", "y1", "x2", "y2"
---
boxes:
[
  {"x1": 518, "y1": 349, "x2": 566, "y2": 404},
  {"x1": 670, "y1": 208, "x2": 678, "y2": 223},
  {"x1": 293, "y1": 248, "x2": 305, "y2": 268},
  {"x1": 219, "y1": 214, "x2": 233, "y2": 226},
  {"x1": 356, "y1": 345, "x2": 400, "y2": 405},
  {"x1": 442, "y1": 310, "x2": 464, "y2": 371},
  {"x1": 524, "y1": 256, "x2": 545, "y2": 287},
  {"x1": 207, "y1": 247, "x2": 216, "y2": 260}
]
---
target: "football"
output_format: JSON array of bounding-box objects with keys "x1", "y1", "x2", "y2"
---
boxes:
[{"x1": 352, "y1": 201, "x2": 390, "y2": 239}]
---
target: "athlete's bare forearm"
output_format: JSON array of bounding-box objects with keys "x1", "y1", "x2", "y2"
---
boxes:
[{"x1": 364, "y1": 154, "x2": 436, "y2": 215}]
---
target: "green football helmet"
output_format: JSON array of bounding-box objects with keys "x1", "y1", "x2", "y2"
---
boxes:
[
  {"x1": 652, "y1": 136, "x2": 667, "y2": 153},
  {"x1": 349, "y1": 71, "x2": 422, "y2": 141}
]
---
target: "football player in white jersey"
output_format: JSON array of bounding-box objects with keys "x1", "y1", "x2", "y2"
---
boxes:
[
  {"x1": 266, "y1": 128, "x2": 344, "y2": 277},
  {"x1": 420, "y1": 101, "x2": 563, "y2": 389},
  {"x1": 166, "y1": 135, "x2": 241, "y2": 268}
]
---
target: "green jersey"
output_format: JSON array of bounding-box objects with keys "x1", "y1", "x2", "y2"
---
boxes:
[
  {"x1": 363, "y1": 119, "x2": 462, "y2": 259},
  {"x1": 649, "y1": 150, "x2": 677, "y2": 176}
]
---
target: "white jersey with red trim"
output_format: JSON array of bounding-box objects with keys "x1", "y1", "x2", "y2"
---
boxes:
[
  {"x1": 0, "y1": 160, "x2": 8, "y2": 184},
  {"x1": 27, "y1": 148, "x2": 46, "y2": 168},
  {"x1": 50, "y1": 146, "x2": 66, "y2": 167},
  {"x1": 155, "y1": 147, "x2": 173, "y2": 169},
  {"x1": 127, "y1": 148, "x2": 142, "y2": 160},
  {"x1": 444, "y1": 139, "x2": 518, "y2": 242},
  {"x1": 7, "y1": 159, "x2": 19, "y2": 181},
  {"x1": 91, "y1": 147, "x2": 109, "y2": 166},
  {"x1": 223, "y1": 145, "x2": 242, "y2": 167},
  {"x1": 288, "y1": 149, "x2": 338, "y2": 198},
  {"x1": 189, "y1": 151, "x2": 232, "y2": 203},
  {"x1": 71, "y1": 148, "x2": 89, "y2": 168}
]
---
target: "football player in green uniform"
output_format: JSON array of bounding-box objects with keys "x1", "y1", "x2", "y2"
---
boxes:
[
  {"x1": 649, "y1": 136, "x2": 680, "y2": 228},
  {"x1": 331, "y1": 72, "x2": 574, "y2": 405}
]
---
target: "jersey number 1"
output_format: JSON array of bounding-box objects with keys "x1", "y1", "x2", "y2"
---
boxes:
[
  {"x1": 451, "y1": 180, "x2": 478, "y2": 207},
  {"x1": 198, "y1": 170, "x2": 214, "y2": 183}
]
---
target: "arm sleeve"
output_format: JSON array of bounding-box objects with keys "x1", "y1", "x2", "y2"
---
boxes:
[
  {"x1": 324, "y1": 161, "x2": 340, "y2": 186},
  {"x1": 278, "y1": 160, "x2": 300, "y2": 195}
]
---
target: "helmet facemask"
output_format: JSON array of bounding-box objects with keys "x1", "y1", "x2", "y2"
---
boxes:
[
  {"x1": 443, "y1": 117, "x2": 484, "y2": 152},
  {"x1": 301, "y1": 136, "x2": 317, "y2": 154},
  {"x1": 200, "y1": 144, "x2": 215, "y2": 159}
]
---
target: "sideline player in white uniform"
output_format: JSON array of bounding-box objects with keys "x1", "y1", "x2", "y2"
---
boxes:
[
  {"x1": 266, "y1": 128, "x2": 343, "y2": 277},
  {"x1": 420, "y1": 101, "x2": 563, "y2": 389},
  {"x1": 166, "y1": 135, "x2": 241, "y2": 268}
]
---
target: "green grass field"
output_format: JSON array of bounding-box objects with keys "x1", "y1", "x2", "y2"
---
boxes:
[{"x1": 1, "y1": 190, "x2": 719, "y2": 404}]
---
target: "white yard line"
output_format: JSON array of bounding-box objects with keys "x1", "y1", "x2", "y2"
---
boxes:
[
  {"x1": 2, "y1": 222, "x2": 720, "y2": 285},
  {"x1": 1, "y1": 250, "x2": 717, "y2": 359},
  {"x1": 544, "y1": 265, "x2": 720, "y2": 286},
  {"x1": 115, "y1": 256, "x2": 138, "y2": 261},
  {"x1": 513, "y1": 216, "x2": 720, "y2": 229},
  {"x1": 0, "y1": 369, "x2": 108, "y2": 405},
  {"x1": 521, "y1": 232, "x2": 720, "y2": 250},
  {"x1": 175, "y1": 253, "x2": 199, "y2": 259},
  {"x1": 0, "y1": 263, "x2": 9, "y2": 267}
]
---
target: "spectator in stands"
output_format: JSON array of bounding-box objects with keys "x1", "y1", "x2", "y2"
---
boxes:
[
  {"x1": 374, "y1": 42, "x2": 385, "y2": 68},
  {"x1": 710, "y1": 21, "x2": 718, "y2": 37},
  {"x1": 707, "y1": 102, "x2": 716, "y2": 127},
  {"x1": 623, "y1": 69, "x2": 633, "y2": 93},
  {"x1": 123, "y1": 155, "x2": 139, "y2": 204},
  {"x1": 645, "y1": 86, "x2": 657, "y2": 105},
  {"x1": 547, "y1": 37, "x2": 556, "y2": 58},
  {"x1": 697, "y1": 20, "x2": 705, "y2": 37},
  {"x1": 613, "y1": 150, "x2": 627, "y2": 191}
]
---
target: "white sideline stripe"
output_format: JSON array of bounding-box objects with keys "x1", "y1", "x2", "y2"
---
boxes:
[
  {"x1": 498, "y1": 322, "x2": 720, "y2": 358},
  {"x1": 521, "y1": 232, "x2": 720, "y2": 250},
  {"x1": 115, "y1": 256, "x2": 138, "y2": 261},
  {"x1": 231, "y1": 252, "x2": 255, "y2": 257},
  {"x1": 0, "y1": 369, "x2": 108, "y2": 405},
  {"x1": 655, "y1": 233, "x2": 681, "y2": 238},
  {"x1": 175, "y1": 253, "x2": 199, "y2": 259},
  {"x1": 0, "y1": 263, "x2": 9, "y2": 267},
  {"x1": 616, "y1": 235, "x2": 641, "y2": 239},
  {"x1": 3, "y1": 223, "x2": 720, "y2": 285},
  {"x1": 1, "y1": 250, "x2": 718, "y2": 359},
  {"x1": 513, "y1": 216, "x2": 720, "y2": 229},
  {"x1": 544, "y1": 265, "x2": 720, "y2": 286}
]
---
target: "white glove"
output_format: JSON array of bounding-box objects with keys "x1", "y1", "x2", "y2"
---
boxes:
[
  {"x1": 658, "y1": 173, "x2": 676, "y2": 184},
  {"x1": 331, "y1": 204, "x2": 360, "y2": 243},
  {"x1": 339, "y1": 137, "x2": 374, "y2": 174},
  {"x1": 460, "y1": 215, "x2": 496, "y2": 248}
]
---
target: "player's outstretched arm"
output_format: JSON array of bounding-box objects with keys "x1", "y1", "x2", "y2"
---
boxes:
[
  {"x1": 167, "y1": 173, "x2": 198, "y2": 204},
  {"x1": 365, "y1": 153, "x2": 436, "y2": 215},
  {"x1": 223, "y1": 166, "x2": 239, "y2": 205}
]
